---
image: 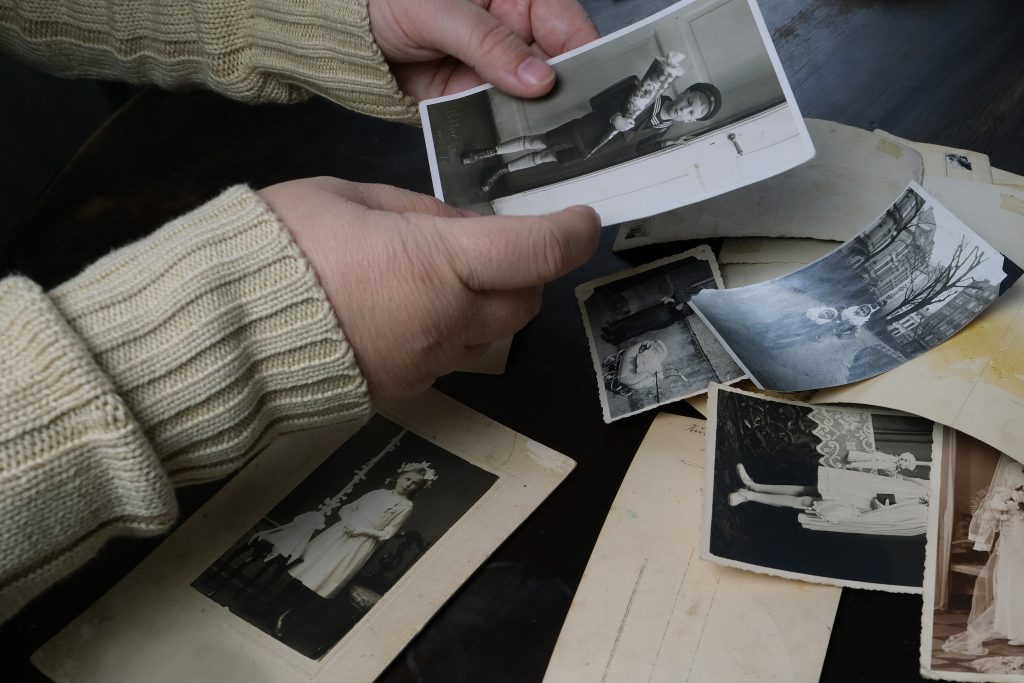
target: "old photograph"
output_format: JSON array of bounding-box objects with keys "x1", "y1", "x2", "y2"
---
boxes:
[
  {"x1": 701, "y1": 385, "x2": 942, "y2": 592},
  {"x1": 921, "y1": 433, "x2": 1024, "y2": 682},
  {"x1": 192, "y1": 416, "x2": 497, "y2": 660},
  {"x1": 690, "y1": 183, "x2": 1023, "y2": 392},
  {"x1": 421, "y1": 0, "x2": 812, "y2": 225},
  {"x1": 577, "y1": 246, "x2": 744, "y2": 422}
]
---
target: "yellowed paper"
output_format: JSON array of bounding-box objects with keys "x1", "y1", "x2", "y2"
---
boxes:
[
  {"x1": 33, "y1": 390, "x2": 575, "y2": 683},
  {"x1": 813, "y1": 281, "x2": 1024, "y2": 465},
  {"x1": 875, "y1": 130, "x2": 993, "y2": 184},
  {"x1": 923, "y1": 176, "x2": 1024, "y2": 266},
  {"x1": 993, "y1": 167, "x2": 1024, "y2": 191},
  {"x1": 543, "y1": 414, "x2": 839, "y2": 683},
  {"x1": 718, "y1": 237, "x2": 841, "y2": 265},
  {"x1": 613, "y1": 119, "x2": 924, "y2": 249}
]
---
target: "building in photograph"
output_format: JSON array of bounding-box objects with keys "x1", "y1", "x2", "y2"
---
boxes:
[{"x1": 890, "y1": 280, "x2": 1000, "y2": 353}]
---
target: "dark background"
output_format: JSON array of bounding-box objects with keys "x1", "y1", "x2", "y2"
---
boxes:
[
  {"x1": 3, "y1": 0, "x2": 1024, "y2": 681},
  {"x1": 708, "y1": 390, "x2": 934, "y2": 588}
]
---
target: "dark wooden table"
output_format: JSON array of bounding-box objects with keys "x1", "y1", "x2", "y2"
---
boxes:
[{"x1": 2, "y1": 1, "x2": 1023, "y2": 681}]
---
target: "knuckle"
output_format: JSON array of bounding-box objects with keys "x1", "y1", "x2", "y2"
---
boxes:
[
  {"x1": 475, "y1": 22, "x2": 522, "y2": 64},
  {"x1": 533, "y1": 222, "x2": 571, "y2": 280}
]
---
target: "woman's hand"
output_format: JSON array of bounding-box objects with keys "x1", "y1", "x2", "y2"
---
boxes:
[
  {"x1": 259, "y1": 178, "x2": 600, "y2": 402},
  {"x1": 610, "y1": 114, "x2": 636, "y2": 132},
  {"x1": 368, "y1": 0, "x2": 599, "y2": 100}
]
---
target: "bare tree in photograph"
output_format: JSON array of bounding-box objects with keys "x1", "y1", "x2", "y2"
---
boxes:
[
  {"x1": 864, "y1": 189, "x2": 928, "y2": 262},
  {"x1": 882, "y1": 236, "x2": 992, "y2": 326}
]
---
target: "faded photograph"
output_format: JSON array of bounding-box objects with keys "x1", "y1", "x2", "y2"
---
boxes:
[
  {"x1": 703, "y1": 386, "x2": 940, "y2": 591},
  {"x1": 577, "y1": 247, "x2": 743, "y2": 422},
  {"x1": 192, "y1": 417, "x2": 497, "y2": 660},
  {"x1": 924, "y1": 433, "x2": 1024, "y2": 680},
  {"x1": 422, "y1": 0, "x2": 811, "y2": 225},
  {"x1": 691, "y1": 183, "x2": 1023, "y2": 392}
]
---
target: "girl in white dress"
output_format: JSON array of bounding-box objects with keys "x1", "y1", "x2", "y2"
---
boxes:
[
  {"x1": 944, "y1": 455, "x2": 1024, "y2": 655},
  {"x1": 729, "y1": 463, "x2": 930, "y2": 536}
]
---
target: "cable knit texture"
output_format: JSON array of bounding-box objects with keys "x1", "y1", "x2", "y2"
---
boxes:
[
  {"x1": 0, "y1": 186, "x2": 370, "y2": 621},
  {"x1": 0, "y1": 0, "x2": 420, "y2": 123}
]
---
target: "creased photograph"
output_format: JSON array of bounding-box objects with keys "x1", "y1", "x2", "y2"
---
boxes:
[
  {"x1": 576, "y1": 246, "x2": 744, "y2": 422},
  {"x1": 701, "y1": 385, "x2": 942, "y2": 592},
  {"x1": 690, "y1": 182, "x2": 1023, "y2": 392},
  {"x1": 921, "y1": 432, "x2": 1024, "y2": 682},
  {"x1": 421, "y1": 0, "x2": 812, "y2": 225}
]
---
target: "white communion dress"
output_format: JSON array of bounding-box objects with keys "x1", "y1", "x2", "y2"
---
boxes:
[
  {"x1": 797, "y1": 467, "x2": 930, "y2": 536},
  {"x1": 944, "y1": 455, "x2": 1024, "y2": 655},
  {"x1": 287, "y1": 489, "x2": 413, "y2": 599}
]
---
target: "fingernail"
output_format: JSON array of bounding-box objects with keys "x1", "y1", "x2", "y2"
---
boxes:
[{"x1": 517, "y1": 56, "x2": 554, "y2": 87}]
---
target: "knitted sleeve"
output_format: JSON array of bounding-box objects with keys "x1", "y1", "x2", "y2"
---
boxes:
[
  {"x1": 0, "y1": 0, "x2": 419, "y2": 123},
  {"x1": 0, "y1": 186, "x2": 371, "y2": 621}
]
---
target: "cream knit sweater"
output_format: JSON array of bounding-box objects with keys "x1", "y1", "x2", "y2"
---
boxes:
[{"x1": 0, "y1": 0, "x2": 415, "y2": 621}]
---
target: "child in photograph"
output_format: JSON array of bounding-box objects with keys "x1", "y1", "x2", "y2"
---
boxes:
[
  {"x1": 830, "y1": 302, "x2": 882, "y2": 340},
  {"x1": 728, "y1": 463, "x2": 930, "y2": 536},
  {"x1": 461, "y1": 51, "x2": 722, "y2": 192},
  {"x1": 840, "y1": 450, "x2": 928, "y2": 476},
  {"x1": 753, "y1": 305, "x2": 840, "y2": 348},
  {"x1": 270, "y1": 462, "x2": 437, "y2": 637},
  {"x1": 943, "y1": 455, "x2": 1024, "y2": 655}
]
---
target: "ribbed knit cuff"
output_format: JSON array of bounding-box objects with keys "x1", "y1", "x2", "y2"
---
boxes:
[
  {"x1": 249, "y1": 0, "x2": 420, "y2": 123},
  {"x1": 50, "y1": 185, "x2": 371, "y2": 486},
  {"x1": 0, "y1": 277, "x2": 178, "y2": 621}
]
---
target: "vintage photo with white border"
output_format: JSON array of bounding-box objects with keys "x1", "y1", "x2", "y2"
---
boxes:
[
  {"x1": 577, "y1": 245, "x2": 744, "y2": 422},
  {"x1": 690, "y1": 182, "x2": 1024, "y2": 392},
  {"x1": 701, "y1": 385, "x2": 943, "y2": 593},
  {"x1": 420, "y1": 0, "x2": 813, "y2": 225},
  {"x1": 32, "y1": 390, "x2": 575, "y2": 683},
  {"x1": 921, "y1": 431, "x2": 1024, "y2": 682}
]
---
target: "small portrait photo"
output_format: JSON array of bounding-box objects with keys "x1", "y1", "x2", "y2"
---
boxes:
[
  {"x1": 421, "y1": 0, "x2": 812, "y2": 225},
  {"x1": 577, "y1": 246, "x2": 744, "y2": 422},
  {"x1": 701, "y1": 385, "x2": 941, "y2": 592},
  {"x1": 192, "y1": 417, "x2": 497, "y2": 660},
  {"x1": 690, "y1": 183, "x2": 1024, "y2": 392},
  {"x1": 922, "y1": 433, "x2": 1024, "y2": 681}
]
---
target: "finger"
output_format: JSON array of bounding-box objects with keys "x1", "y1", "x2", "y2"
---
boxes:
[
  {"x1": 531, "y1": 0, "x2": 601, "y2": 56},
  {"x1": 441, "y1": 205, "x2": 600, "y2": 290},
  {"x1": 314, "y1": 177, "x2": 467, "y2": 218},
  {"x1": 408, "y1": 0, "x2": 557, "y2": 97},
  {"x1": 463, "y1": 287, "x2": 544, "y2": 344}
]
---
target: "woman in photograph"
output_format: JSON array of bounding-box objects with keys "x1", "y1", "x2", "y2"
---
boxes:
[
  {"x1": 944, "y1": 455, "x2": 1024, "y2": 655},
  {"x1": 600, "y1": 295, "x2": 693, "y2": 345},
  {"x1": 461, "y1": 51, "x2": 722, "y2": 192},
  {"x1": 728, "y1": 462, "x2": 930, "y2": 536},
  {"x1": 287, "y1": 462, "x2": 436, "y2": 599}
]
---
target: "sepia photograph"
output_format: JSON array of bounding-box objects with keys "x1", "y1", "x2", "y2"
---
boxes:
[
  {"x1": 690, "y1": 183, "x2": 1023, "y2": 392},
  {"x1": 921, "y1": 433, "x2": 1024, "y2": 682},
  {"x1": 421, "y1": 0, "x2": 812, "y2": 225},
  {"x1": 577, "y1": 246, "x2": 744, "y2": 422},
  {"x1": 701, "y1": 385, "x2": 942, "y2": 592},
  {"x1": 192, "y1": 416, "x2": 497, "y2": 660}
]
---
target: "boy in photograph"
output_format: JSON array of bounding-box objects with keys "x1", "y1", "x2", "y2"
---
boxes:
[{"x1": 461, "y1": 51, "x2": 722, "y2": 192}]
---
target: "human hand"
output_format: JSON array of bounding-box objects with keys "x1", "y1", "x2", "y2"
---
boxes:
[
  {"x1": 368, "y1": 0, "x2": 599, "y2": 100},
  {"x1": 610, "y1": 114, "x2": 636, "y2": 132},
  {"x1": 259, "y1": 178, "x2": 600, "y2": 401}
]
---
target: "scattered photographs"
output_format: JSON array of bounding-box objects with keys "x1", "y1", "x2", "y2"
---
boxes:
[
  {"x1": 701, "y1": 385, "x2": 942, "y2": 592},
  {"x1": 192, "y1": 417, "x2": 497, "y2": 660},
  {"x1": 690, "y1": 183, "x2": 1023, "y2": 392},
  {"x1": 420, "y1": 0, "x2": 812, "y2": 225},
  {"x1": 577, "y1": 246, "x2": 744, "y2": 422},
  {"x1": 921, "y1": 432, "x2": 1024, "y2": 682}
]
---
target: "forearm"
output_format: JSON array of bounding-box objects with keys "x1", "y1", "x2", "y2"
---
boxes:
[
  {"x1": 0, "y1": 0, "x2": 418, "y2": 122},
  {"x1": 0, "y1": 186, "x2": 370, "y2": 621}
]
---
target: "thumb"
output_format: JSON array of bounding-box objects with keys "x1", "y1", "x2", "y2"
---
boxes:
[
  {"x1": 442, "y1": 206, "x2": 600, "y2": 290},
  {"x1": 416, "y1": 0, "x2": 557, "y2": 97}
]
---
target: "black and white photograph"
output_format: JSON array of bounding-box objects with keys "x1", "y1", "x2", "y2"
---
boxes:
[
  {"x1": 577, "y1": 246, "x2": 744, "y2": 422},
  {"x1": 922, "y1": 433, "x2": 1024, "y2": 682},
  {"x1": 192, "y1": 416, "x2": 497, "y2": 660},
  {"x1": 420, "y1": 0, "x2": 813, "y2": 225},
  {"x1": 690, "y1": 182, "x2": 1023, "y2": 392},
  {"x1": 701, "y1": 385, "x2": 942, "y2": 592}
]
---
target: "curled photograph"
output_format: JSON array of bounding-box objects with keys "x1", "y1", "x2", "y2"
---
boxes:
[
  {"x1": 701, "y1": 385, "x2": 942, "y2": 592},
  {"x1": 421, "y1": 0, "x2": 812, "y2": 225},
  {"x1": 192, "y1": 417, "x2": 497, "y2": 660},
  {"x1": 690, "y1": 183, "x2": 1024, "y2": 392},
  {"x1": 922, "y1": 433, "x2": 1024, "y2": 682}
]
